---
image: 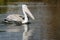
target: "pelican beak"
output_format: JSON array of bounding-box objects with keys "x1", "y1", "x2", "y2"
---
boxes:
[
  {"x1": 22, "y1": 4, "x2": 35, "y2": 20},
  {"x1": 26, "y1": 9, "x2": 35, "y2": 20}
]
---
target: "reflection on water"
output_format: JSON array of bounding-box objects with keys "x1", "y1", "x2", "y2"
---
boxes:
[{"x1": 0, "y1": 2, "x2": 55, "y2": 40}]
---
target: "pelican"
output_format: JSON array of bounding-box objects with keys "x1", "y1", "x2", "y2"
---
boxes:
[
  {"x1": 3, "y1": 4, "x2": 35, "y2": 40},
  {"x1": 3, "y1": 4, "x2": 35, "y2": 25}
]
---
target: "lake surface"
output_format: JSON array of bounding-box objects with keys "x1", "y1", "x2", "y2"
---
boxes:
[{"x1": 0, "y1": 2, "x2": 56, "y2": 40}]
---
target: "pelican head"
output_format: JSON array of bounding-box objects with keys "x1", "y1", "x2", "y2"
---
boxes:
[{"x1": 22, "y1": 4, "x2": 35, "y2": 20}]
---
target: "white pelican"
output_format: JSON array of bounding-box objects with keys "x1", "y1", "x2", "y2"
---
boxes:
[
  {"x1": 3, "y1": 4, "x2": 35, "y2": 40},
  {"x1": 3, "y1": 4, "x2": 35, "y2": 25}
]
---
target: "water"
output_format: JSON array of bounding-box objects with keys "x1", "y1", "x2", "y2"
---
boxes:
[{"x1": 0, "y1": 2, "x2": 55, "y2": 40}]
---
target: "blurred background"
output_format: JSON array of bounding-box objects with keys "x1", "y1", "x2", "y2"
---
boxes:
[
  {"x1": 0, "y1": 0, "x2": 60, "y2": 40},
  {"x1": 0, "y1": 0, "x2": 58, "y2": 13}
]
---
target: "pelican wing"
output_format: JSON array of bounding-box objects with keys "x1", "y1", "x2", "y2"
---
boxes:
[{"x1": 6, "y1": 14, "x2": 23, "y2": 21}]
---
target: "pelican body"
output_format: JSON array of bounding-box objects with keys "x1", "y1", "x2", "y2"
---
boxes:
[{"x1": 3, "y1": 4, "x2": 35, "y2": 25}]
